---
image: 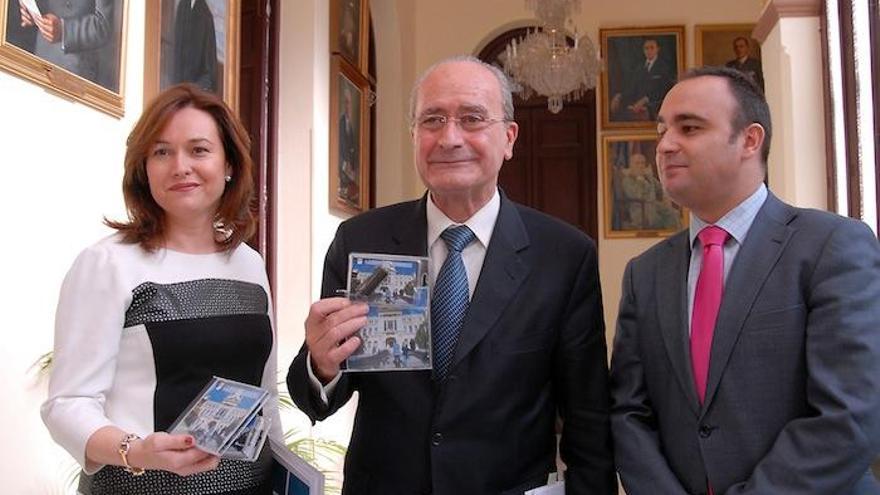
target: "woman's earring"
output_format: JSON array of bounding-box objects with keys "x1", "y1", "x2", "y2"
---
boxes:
[{"x1": 224, "y1": 175, "x2": 232, "y2": 182}]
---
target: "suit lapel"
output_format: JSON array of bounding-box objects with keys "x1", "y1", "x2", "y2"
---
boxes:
[
  {"x1": 656, "y1": 231, "x2": 701, "y2": 415},
  {"x1": 449, "y1": 194, "x2": 530, "y2": 372},
  {"x1": 391, "y1": 195, "x2": 429, "y2": 255},
  {"x1": 701, "y1": 194, "x2": 795, "y2": 414}
]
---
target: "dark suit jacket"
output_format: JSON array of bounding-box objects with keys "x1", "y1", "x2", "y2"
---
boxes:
[
  {"x1": 618, "y1": 58, "x2": 675, "y2": 121},
  {"x1": 610, "y1": 193, "x2": 880, "y2": 494},
  {"x1": 725, "y1": 57, "x2": 764, "y2": 93},
  {"x1": 6, "y1": 0, "x2": 37, "y2": 52},
  {"x1": 288, "y1": 192, "x2": 615, "y2": 495},
  {"x1": 172, "y1": 0, "x2": 217, "y2": 93},
  {"x1": 337, "y1": 114, "x2": 358, "y2": 203}
]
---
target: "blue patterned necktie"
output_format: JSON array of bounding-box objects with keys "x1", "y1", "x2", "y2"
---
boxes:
[{"x1": 432, "y1": 225, "x2": 476, "y2": 379}]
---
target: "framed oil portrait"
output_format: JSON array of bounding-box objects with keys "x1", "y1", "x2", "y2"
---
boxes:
[
  {"x1": 330, "y1": 0, "x2": 368, "y2": 72},
  {"x1": 695, "y1": 24, "x2": 763, "y2": 93},
  {"x1": 603, "y1": 134, "x2": 686, "y2": 238},
  {"x1": 600, "y1": 25, "x2": 685, "y2": 130},
  {"x1": 144, "y1": 0, "x2": 239, "y2": 112},
  {"x1": 330, "y1": 55, "x2": 371, "y2": 215},
  {"x1": 0, "y1": 0, "x2": 127, "y2": 117}
]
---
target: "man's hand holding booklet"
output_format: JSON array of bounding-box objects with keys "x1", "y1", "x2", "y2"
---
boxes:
[{"x1": 168, "y1": 376, "x2": 271, "y2": 462}]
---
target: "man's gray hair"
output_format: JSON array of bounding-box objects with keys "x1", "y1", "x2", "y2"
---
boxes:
[{"x1": 408, "y1": 55, "x2": 516, "y2": 123}]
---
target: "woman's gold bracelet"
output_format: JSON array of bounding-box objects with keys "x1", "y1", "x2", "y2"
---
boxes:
[{"x1": 118, "y1": 433, "x2": 146, "y2": 476}]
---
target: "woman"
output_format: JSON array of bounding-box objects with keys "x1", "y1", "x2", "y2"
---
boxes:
[{"x1": 41, "y1": 84, "x2": 282, "y2": 495}]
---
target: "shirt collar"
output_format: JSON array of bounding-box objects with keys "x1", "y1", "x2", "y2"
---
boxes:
[
  {"x1": 426, "y1": 189, "x2": 500, "y2": 250},
  {"x1": 689, "y1": 183, "x2": 768, "y2": 247}
]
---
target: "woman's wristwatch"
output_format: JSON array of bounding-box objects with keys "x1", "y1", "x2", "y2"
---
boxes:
[{"x1": 118, "y1": 433, "x2": 146, "y2": 476}]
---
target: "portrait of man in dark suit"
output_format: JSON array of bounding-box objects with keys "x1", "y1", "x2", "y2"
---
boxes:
[
  {"x1": 726, "y1": 36, "x2": 764, "y2": 92},
  {"x1": 5, "y1": 0, "x2": 36, "y2": 52},
  {"x1": 337, "y1": 78, "x2": 360, "y2": 207},
  {"x1": 602, "y1": 30, "x2": 683, "y2": 127},
  {"x1": 159, "y1": 0, "x2": 223, "y2": 95},
  {"x1": 288, "y1": 56, "x2": 615, "y2": 494},
  {"x1": 9, "y1": 0, "x2": 123, "y2": 91},
  {"x1": 609, "y1": 38, "x2": 675, "y2": 122},
  {"x1": 610, "y1": 66, "x2": 880, "y2": 494}
]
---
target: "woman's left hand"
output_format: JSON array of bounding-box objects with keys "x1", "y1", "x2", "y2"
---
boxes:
[{"x1": 127, "y1": 432, "x2": 220, "y2": 476}]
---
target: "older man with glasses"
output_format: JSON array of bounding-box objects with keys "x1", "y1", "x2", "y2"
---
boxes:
[{"x1": 287, "y1": 55, "x2": 615, "y2": 495}]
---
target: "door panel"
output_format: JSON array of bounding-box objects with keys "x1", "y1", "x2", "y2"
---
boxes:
[
  {"x1": 238, "y1": 0, "x2": 278, "y2": 289},
  {"x1": 480, "y1": 28, "x2": 598, "y2": 242}
]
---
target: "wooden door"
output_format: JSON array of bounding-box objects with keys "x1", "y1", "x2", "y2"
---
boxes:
[
  {"x1": 479, "y1": 29, "x2": 598, "y2": 241},
  {"x1": 238, "y1": 0, "x2": 278, "y2": 287}
]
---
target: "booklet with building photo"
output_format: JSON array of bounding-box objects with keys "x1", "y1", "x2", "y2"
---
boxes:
[
  {"x1": 344, "y1": 253, "x2": 432, "y2": 372},
  {"x1": 168, "y1": 376, "x2": 270, "y2": 461}
]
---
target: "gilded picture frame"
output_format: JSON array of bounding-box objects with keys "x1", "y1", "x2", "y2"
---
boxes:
[
  {"x1": 329, "y1": 54, "x2": 371, "y2": 215},
  {"x1": 603, "y1": 133, "x2": 687, "y2": 238},
  {"x1": 695, "y1": 23, "x2": 764, "y2": 93},
  {"x1": 0, "y1": 0, "x2": 128, "y2": 117},
  {"x1": 600, "y1": 25, "x2": 685, "y2": 130}
]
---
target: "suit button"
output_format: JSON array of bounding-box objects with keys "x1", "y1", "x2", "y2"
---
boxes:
[
  {"x1": 699, "y1": 425, "x2": 713, "y2": 438},
  {"x1": 431, "y1": 432, "x2": 443, "y2": 446},
  {"x1": 447, "y1": 374, "x2": 457, "y2": 381}
]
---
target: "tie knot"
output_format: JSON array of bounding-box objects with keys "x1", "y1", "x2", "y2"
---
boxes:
[
  {"x1": 441, "y1": 225, "x2": 476, "y2": 253},
  {"x1": 698, "y1": 225, "x2": 729, "y2": 247}
]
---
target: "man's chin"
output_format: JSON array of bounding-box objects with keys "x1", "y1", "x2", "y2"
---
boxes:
[{"x1": 424, "y1": 173, "x2": 478, "y2": 192}]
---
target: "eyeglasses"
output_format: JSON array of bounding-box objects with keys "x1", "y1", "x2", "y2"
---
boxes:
[{"x1": 413, "y1": 114, "x2": 508, "y2": 133}]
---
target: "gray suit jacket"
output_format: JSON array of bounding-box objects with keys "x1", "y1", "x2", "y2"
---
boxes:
[{"x1": 611, "y1": 193, "x2": 880, "y2": 494}]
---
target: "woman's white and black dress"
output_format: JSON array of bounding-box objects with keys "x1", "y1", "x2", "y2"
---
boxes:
[{"x1": 41, "y1": 235, "x2": 283, "y2": 495}]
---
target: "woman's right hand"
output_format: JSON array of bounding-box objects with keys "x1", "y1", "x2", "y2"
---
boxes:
[{"x1": 127, "y1": 432, "x2": 220, "y2": 476}]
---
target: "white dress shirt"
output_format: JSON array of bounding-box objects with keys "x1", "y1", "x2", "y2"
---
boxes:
[{"x1": 686, "y1": 183, "x2": 768, "y2": 332}]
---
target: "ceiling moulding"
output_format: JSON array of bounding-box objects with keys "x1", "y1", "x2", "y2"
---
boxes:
[{"x1": 754, "y1": 0, "x2": 821, "y2": 43}]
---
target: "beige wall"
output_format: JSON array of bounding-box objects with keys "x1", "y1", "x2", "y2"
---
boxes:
[
  {"x1": 398, "y1": 0, "x2": 768, "y2": 348},
  {"x1": 372, "y1": 0, "x2": 418, "y2": 206},
  {"x1": 762, "y1": 15, "x2": 827, "y2": 210}
]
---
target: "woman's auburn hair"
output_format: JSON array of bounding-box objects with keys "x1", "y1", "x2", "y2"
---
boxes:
[{"x1": 105, "y1": 83, "x2": 256, "y2": 252}]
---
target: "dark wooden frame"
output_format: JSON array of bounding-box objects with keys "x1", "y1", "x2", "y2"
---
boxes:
[
  {"x1": 0, "y1": 0, "x2": 127, "y2": 117},
  {"x1": 329, "y1": 54, "x2": 371, "y2": 215},
  {"x1": 602, "y1": 133, "x2": 687, "y2": 238},
  {"x1": 822, "y1": 0, "x2": 880, "y2": 223},
  {"x1": 836, "y1": 0, "x2": 862, "y2": 219},
  {"x1": 238, "y1": 0, "x2": 278, "y2": 293},
  {"x1": 600, "y1": 25, "x2": 685, "y2": 130}
]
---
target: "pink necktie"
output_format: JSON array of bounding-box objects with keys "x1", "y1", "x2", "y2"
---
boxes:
[{"x1": 691, "y1": 226, "x2": 729, "y2": 404}]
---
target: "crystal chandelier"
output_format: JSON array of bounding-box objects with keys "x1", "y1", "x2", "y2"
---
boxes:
[{"x1": 502, "y1": 0, "x2": 600, "y2": 113}]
